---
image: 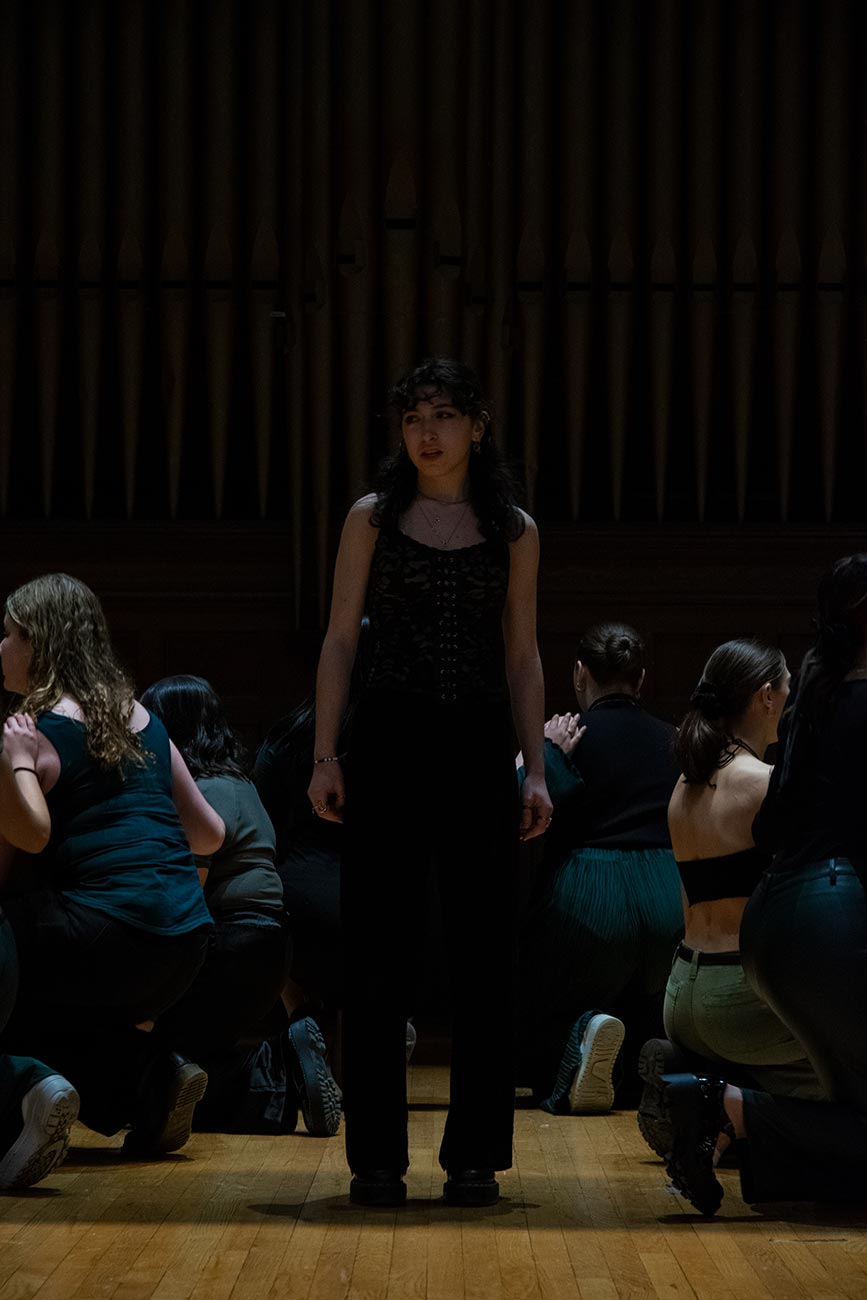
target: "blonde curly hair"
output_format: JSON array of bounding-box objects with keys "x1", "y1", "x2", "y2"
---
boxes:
[{"x1": 5, "y1": 573, "x2": 144, "y2": 769}]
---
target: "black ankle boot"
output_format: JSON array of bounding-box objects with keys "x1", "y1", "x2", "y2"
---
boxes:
[
  {"x1": 349, "y1": 1169, "x2": 407, "y2": 1207},
  {"x1": 661, "y1": 1073, "x2": 727, "y2": 1217},
  {"x1": 637, "y1": 1038, "x2": 689, "y2": 1159},
  {"x1": 443, "y1": 1168, "x2": 499, "y2": 1207}
]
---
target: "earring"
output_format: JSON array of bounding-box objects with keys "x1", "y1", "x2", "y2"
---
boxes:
[{"x1": 472, "y1": 440, "x2": 481, "y2": 455}]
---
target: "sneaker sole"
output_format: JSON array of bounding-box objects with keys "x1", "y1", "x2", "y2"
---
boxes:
[
  {"x1": 567, "y1": 1015, "x2": 625, "y2": 1114},
  {"x1": 0, "y1": 1076, "x2": 80, "y2": 1190},
  {"x1": 637, "y1": 1039, "x2": 678, "y2": 1159},
  {"x1": 288, "y1": 1018, "x2": 342, "y2": 1138},
  {"x1": 159, "y1": 1064, "x2": 209, "y2": 1152},
  {"x1": 124, "y1": 1062, "x2": 208, "y2": 1156}
]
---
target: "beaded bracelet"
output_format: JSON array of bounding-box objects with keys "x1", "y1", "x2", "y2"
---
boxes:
[{"x1": 313, "y1": 755, "x2": 341, "y2": 765}]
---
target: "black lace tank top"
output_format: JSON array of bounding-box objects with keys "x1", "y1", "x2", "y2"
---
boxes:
[{"x1": 364, "y1": 527, "x2": 510, "y2": 703}]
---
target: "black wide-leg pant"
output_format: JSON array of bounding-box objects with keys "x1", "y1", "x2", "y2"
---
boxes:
[{"x1": 341, "y1": 690, "x2": 518, "y2": 1176}]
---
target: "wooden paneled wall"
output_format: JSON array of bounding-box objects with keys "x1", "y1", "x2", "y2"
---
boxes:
[
  {"x1": 0, "y1": 522, "x2": 859, "y2": 745},
  {"x1": 1, "y1": 1, "x2": 866, "y2": 629}
]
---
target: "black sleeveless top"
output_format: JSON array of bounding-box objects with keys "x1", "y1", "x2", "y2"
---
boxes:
[
  {"x1": 677, "y1": 845, "x2": 770, "y2": 905},
  {"x1": 365, "y1": 527, "x2": 510, "y2": 703}
]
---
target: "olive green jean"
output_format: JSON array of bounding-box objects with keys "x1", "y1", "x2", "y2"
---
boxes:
[{"x1": 663, "y1": 950, "x2": 825, "y2": 1100}]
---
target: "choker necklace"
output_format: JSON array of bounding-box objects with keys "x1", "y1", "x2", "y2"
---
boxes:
[{"x1": 729, "y1": 736, "x2": 761, "y2": 761}]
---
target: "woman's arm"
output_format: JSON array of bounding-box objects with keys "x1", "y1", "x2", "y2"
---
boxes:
[
  {"x1": 307, "y1": 496, "x2": 378, "y2": 823},
  {"x1": 170, "y1": 742, "x2": 226, "y2": 856},
  {"x1": 0, "y1": 715, "x2": 51, "y2": 854},
  {"x1": 503, "y1": 513, "x2": 553, "y2": 840}
]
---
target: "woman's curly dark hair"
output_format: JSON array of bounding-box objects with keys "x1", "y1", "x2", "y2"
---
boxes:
[
  {"x1": 140, "y1": 675, "x2": 249, "y2": 780},
  {"x1": 371, "y1": 357, "x2": 525, "y2": 543}
]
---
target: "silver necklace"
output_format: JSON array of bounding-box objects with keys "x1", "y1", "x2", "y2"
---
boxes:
[{"x1": 415, "y1": 497, "x2": 471, "y2": 548}]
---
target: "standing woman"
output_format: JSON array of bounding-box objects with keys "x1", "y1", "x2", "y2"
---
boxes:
[{"x1": 308, "y1": 358, "x2": 551, "y2": 1207}]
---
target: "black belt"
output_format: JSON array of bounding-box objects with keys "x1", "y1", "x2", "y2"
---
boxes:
[{"x1": 675, "y1": 943, "x2": 741, "y2": 967}]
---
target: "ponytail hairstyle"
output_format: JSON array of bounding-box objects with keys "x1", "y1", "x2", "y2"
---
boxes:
[
  {"x1": 372, "y1": 356, "x2": 525, "y2": 543},
  {"x1": 575, "y1": 622, "x2": 645, "y2": 689},
  {"x1": 777, "y1": 553, "x2": 867, "y2": 793},
  {"x1": 677, "y1": 639, "x2": 787, "y2": 785}
]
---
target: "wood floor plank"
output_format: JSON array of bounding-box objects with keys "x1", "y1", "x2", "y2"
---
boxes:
[{"x1": 0, "y1": 1066, "x2": 863, "y2": 1300}]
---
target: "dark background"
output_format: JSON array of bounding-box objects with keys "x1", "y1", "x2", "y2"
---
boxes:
[{"x1": 1, "y1": 0, "x2": 865, "y2": 741}]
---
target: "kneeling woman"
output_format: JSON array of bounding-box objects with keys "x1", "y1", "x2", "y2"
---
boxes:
[
  {"x1": 516, "y1": 623, "x2": 683, "y2": 1113},
  {"x1": 0, "y1": 574, "x2": 223, "y2": 1153},
  {"x1": 143, "y1": 675, "x2": 340, "y2": 1138},
  {"x1": 638, "y1": 640, "x2": 823, "y2": 1168}
]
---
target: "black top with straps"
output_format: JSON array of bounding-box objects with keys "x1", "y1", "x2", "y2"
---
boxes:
[
  {"x1": 365, "y1": 527, "x2": 510, "y2": 703},
  {"x1": 677, "y1": 844, "x2": 771, "y2": 905}
]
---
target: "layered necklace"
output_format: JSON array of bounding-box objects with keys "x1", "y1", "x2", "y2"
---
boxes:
[{"x1": 415, "y1": 491, "x2": 471, "y2": 549}]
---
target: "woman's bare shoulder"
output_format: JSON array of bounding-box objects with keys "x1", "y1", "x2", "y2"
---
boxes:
[
  {"x1": 341, "y1": 493, "x2": 379, "y2": 541},
  {"x1": 349, "y1": 492, "x2": 378, "y2": 518},
  {"x1": 508, "y1": 510, "x2": 539, "y2": 556},
  {"x1": 130, "y1": 700, "x2": 151, "y2": 733}
]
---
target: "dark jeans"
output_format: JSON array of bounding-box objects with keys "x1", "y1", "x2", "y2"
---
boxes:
[
  {"x1": 341, "y1": 691, "x2": 518, "y2": 1175},
  {"x1": 739, "y1": 860, "x2": 867, "y2": 1201},
  {"x1": 157, "y1": 909, "x2": 290, "y2": 1058},
  {"x1": 155, "y1": 909, "x2": 293, "y2": 1133},
  {"x1": 1, "y1": 891, "x2": 209, "y2": 1135}
]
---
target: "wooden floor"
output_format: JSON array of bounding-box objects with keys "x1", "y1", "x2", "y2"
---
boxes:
[{"x1": 1, "y1": 1063, "x2": 866, "y2": 1300}]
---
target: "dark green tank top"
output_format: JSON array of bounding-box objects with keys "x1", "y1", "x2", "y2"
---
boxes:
[{"x1": 36, "y1": 711, "x2": 212, "y2": 936}]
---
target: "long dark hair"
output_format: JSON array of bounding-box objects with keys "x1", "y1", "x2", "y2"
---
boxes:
[
  {"x1": 575, "y1": 622, "x2": 644, "y2": 688},
  {"x1": 777, "y1": 553, "x2": 867, "y2": 793},
  {"x1": 141, "y1": 674, "x2": 249, "y2": 780},
  {"x1": 677, "y1": 639, "x2": 787, "y2": 785},
  {"x1": 371, "y1": 357, "x2": 525, "y2": 542}
]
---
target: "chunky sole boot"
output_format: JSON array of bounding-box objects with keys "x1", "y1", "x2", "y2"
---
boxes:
[
  {"x1": 637, "y1": 1038, "x2": 688, "y2": 1159},
  {"x1": 662, "y1": 1073, "x2": 726, "y2": 1217},
  {"x1": 349, "y1": 1171, "x2": 407, "y2": 1207},
  {"x1": 0, "y1": 1075, "x2": 80, "y2": 1190},
  {"x1": 443, "y1": 1169, "x2": 499, "y2": 1207},
  {"x1": 287, "y1": 1017, "x2": 342, "y2": 1137}
]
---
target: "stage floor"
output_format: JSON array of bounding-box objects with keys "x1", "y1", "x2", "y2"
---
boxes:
[{"x1": 0, "y1": 1062, "x2": 865, "y2": 1299}]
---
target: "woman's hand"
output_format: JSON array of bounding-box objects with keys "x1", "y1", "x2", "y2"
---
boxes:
[
  {"x1": 308, "y1": 760, "x2": 345, "y2": 824},
  {"x1": 544, "y1": 712, "x2": 586, "y2": 757},
  {"x1": 519, "y1": 770, "x2": 553, "y2": 841},
  {"x1": 3, "y1": 714, "x2": 39, "y2": 770}
]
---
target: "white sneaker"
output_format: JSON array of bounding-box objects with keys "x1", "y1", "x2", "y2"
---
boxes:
[
  {"x1": 0, "y1": 1074, "x2": 80, "y2": 1190},
  {"x1": 567, "y1": 1014, "x2": 625, "y2": 1114}
]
